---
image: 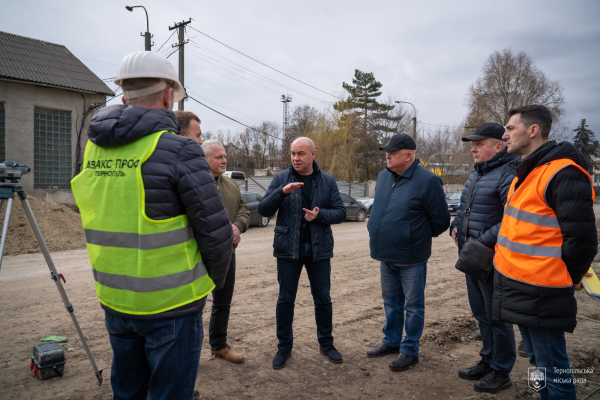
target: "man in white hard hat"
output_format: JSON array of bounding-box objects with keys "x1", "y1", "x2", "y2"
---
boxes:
[{"x1": 71, "y1": 51, "x2": 233, "y2": 400}]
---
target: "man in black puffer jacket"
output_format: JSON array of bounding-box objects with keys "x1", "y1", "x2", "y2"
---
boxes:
[
  {"x1": 494, "y1": 105, "x2": 597, "y2": 400},
  {"x1": 450, "y1": 123, "x2": 519, "y2": 394},
  {"x1": 258, "y1": 137, "x2": 346, "y2": 370},
  {"x1": 77, "y1": 51, "x2": 232, "y2": 400}
]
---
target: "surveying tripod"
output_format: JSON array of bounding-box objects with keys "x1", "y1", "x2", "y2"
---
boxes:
[{"x1": 0, "y1": 166, "x2": 103, "y2": 385}]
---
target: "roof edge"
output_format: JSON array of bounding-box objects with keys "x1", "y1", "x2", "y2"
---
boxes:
[
  {"x1": 0, "y1": 77, "x2": 115, "y2": 96},
  {"x1": 0, "y1": 30, "x2": 66, "y2": 47}
]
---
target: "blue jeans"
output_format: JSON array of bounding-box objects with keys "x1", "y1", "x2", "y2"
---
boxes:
[
  {"x1": 380, "y1": 261, "x2": 426, "y2": 357},
  {"x1": 518, "y1": 326, "x2": 576, "y2": 400},
  {"x1": 105, "y1": 310, "x2": 203, "y2": 400},
  {"x1": 276, "y1": 242, "x2": 333, "y2": 351},
  {"x1": 466, "y1": 272, "x2": 516, "y2": 375}
]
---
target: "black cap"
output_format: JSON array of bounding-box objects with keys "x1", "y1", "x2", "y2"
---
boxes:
[
  {"x1": 379, "y1": 134, "x2": 416, "y2": 151},
  {"x1": 462, "y1": 122, "x2": 505, "y2": 142}
]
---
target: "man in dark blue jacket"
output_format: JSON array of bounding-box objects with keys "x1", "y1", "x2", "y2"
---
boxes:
[
  {"x1": 450, "y1": 123, "x2": 519, "y2": 394},
  {"x1": 367, "y1": 134, "x2": 450, "y2": 371},
  {"x1": 258, "y1": 137, "x2": 346, "y2": 370}
]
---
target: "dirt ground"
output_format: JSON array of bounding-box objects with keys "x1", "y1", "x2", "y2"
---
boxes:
[
  {"x1": 0, "y1": 196, "x2": 85, "y2": 256},
  {"x1": 1, "y1": 218, "x2": 599, "y2": 400}
]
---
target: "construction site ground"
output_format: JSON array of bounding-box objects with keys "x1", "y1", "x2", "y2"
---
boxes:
[{"x1": 1, "y1": 209, "x2": 599, "y2": 399}]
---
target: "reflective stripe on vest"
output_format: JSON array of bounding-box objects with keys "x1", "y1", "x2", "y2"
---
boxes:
[
  {"x1": 494, "y1": 158, "x2": 593, "y2": 288},
  {"x1": 71, "y1": 130, "x2": 215, "y2": 315}
]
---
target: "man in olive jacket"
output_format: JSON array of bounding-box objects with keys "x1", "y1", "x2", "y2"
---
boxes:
[{"x1": 201, "y1": 140, "x2": 250, "y2": 363}]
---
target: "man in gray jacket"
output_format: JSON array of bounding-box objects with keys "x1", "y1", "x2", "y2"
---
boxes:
[{"x1": 450, "y1": 123, "x2": 518, "y2": 394}]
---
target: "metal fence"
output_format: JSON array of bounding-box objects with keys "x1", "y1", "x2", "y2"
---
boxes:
[{"x1": 237, "y1": 176, "x2": 367, "y2": 198}]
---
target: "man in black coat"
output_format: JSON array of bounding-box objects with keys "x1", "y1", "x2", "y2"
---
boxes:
[
  {"x1": 494, "y1": 105, "x2": 597, "y2": 400},
  {"x1": 450, "y1": 123, "x2": 519, "y2": 394},
  {"x1": 258, "y1": 137, "x2": 346, "y2": 370},
  {"x1": 79, "y1": 51, "x2": 233, "y2": 399}
]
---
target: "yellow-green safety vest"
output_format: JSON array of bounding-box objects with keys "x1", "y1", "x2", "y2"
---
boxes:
[{"x1": 71, "y1": 130, "x2": 215, "y2": 315}]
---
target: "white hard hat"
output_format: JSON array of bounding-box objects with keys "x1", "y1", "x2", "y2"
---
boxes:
[{"x1": 115, "y1": 51, "x2": 186, "y2": 102}]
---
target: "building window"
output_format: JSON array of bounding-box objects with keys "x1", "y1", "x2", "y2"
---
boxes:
[
  {"x1": 0, "y1": 103, "x2": 5, "y2": 162},
  {"x1": 34, "y1": 108, "x2": 72, "y2": 189}
]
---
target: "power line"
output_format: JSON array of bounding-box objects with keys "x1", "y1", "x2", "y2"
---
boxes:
[
  {"x1": 166, "y1": 47, "x2": 179, "y2": 59},
  {"x1": 185, "y1": 49, "x2": 326, "y2": 108},
  {"x1": 189, "y1": 26, "x2": 342, "y2": 101},
  {"x1": 156, "y1": 30, "x2": 176, "y2": 53},
  {"x1": 189, "y1": 94, "x2": 264, "y2": 124},
  {"x1": 186, "y1": 42, "x2": 329, "y2": 105},
  {"x1": 188, "y1": 95, "x2": 287, "y2": 143}
]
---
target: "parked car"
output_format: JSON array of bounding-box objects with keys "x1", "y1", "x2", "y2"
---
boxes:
[
  {"x1": 241, "y1": 191, "x2": 270, "y2": 227},
  {"x1": 356, "y1": 197, "x2": 374, "y2": 216},
  {"x1": 446, "y1": 190, "x2": 461, "y2": 215},
  {"x1": 340, "y1": 192, "x2": 369, "y2": 222}
]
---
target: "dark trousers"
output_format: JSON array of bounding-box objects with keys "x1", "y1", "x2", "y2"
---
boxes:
[
  {"x1": 466, "y1": 271, "x2": 516, "y2": 375},
  {"x1": 105, "y1": 311, "x2": 202, "y2": 400},
  {"x1": 209, "y1": 253, "x2": 236, "y2": 351},
  {"x1": 276, "y1": 242, "x2": 333, "y2": 351}
]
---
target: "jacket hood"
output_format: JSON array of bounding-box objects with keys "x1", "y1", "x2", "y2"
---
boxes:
[
  {"x1": 88, "y1": 105, "x2": 179, "y2": 147},
  {"x1": 507, "y1": 140, "x2": 589, "y2": 186},
  {"x1": 474, "y1": 149, "x2": 519, "y2": 175}
]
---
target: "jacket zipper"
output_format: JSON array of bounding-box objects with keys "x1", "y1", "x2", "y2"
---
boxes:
[
  {"x1": 293, "y1": 178, "x2": 299, "y2": 259},
  {"x1": 376, "y1": 173, "x2": 402, "y2": 249}
]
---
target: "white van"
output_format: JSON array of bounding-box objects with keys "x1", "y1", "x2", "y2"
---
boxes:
[{"x1": 223, "y1": 171, "x2": 246, "y2": 180}]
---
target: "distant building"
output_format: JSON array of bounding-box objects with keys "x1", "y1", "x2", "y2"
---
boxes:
[{"x1": 0, "y1": 31, "x2": 113, "y2": 204}]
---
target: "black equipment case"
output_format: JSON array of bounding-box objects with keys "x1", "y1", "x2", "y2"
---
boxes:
[{"x1": 30, "y1": 341, "x2": 66, "y2": 380}]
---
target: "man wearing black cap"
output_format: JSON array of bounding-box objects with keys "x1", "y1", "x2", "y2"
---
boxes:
[
  {"x1": 450, "y1": 122, "x2": 519, "y2": 393},
  {"x1": 367, "y1": 134, "x2": 450, "y2": 371}
]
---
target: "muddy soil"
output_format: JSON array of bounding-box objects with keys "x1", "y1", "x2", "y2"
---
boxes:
[
  {"x1": 0, "y1": 196, "x2": 85, "y2": 256},
  {"x1": 0, "y1": 220, "x2": 599, "y2": 399}
]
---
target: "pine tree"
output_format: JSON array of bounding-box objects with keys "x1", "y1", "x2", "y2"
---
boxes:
[
  {"x1": 333, "y1": 69, "x2": 402, "y2": 180},
  {"x1": 572, "y1": 119, "x2": 599, "y2": 174}
]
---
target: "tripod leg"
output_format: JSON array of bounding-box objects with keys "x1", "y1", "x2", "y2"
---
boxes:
[
  {"x1": 17, "y1": 191, "x2": 103, "y2": 385},
  {"x1": 0, "y1": 197, "x2": 13, "y2": 271}
]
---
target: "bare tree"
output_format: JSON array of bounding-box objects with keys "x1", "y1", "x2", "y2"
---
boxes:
[
  {"x1": 418, "y1": 125, "x2": 472, "y2": 185},
  {"x1": 465, "y1": 48, "x2": 565, "y2": 132}
]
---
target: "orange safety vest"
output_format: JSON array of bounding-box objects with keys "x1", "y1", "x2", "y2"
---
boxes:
[{"x1": 494, "y1": 159, "x2": 593, "y2": 288}]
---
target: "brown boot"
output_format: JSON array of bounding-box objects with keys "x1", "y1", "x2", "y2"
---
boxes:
[{"x1": 211, "y1": 346, "x2": 244, "y2": 363}]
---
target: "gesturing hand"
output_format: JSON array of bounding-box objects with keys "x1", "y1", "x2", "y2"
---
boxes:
[
  {"x1": 574, "y1": 272, "x2": 593, "y2": 291},
  {"x1": 283, "y1": 182, "x2": 304, "y2": 194},
  {"x1": 302, "y1": 207, "x2": 319, "y2": 222}
]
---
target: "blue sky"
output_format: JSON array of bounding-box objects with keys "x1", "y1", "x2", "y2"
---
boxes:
[{"x1": 2, "y1": 0, "x2": 599, "y2": 139}]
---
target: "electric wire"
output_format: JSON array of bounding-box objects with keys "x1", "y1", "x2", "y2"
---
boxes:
[
  {"x1": 188, "y1": 95, "x2": 288, "y2": 143},
  {"x1": 189, "y1": 26, "x2": 343, "y2": 100},
  {"x1": 185, "y1": 49, "x2": 326, "y2": 108},
  {"x1": 156, "y1": 30, "x2": 177, "y2": 53},
  {"x1": 189, "y1": 94, "x2": 264, "y2": 124},
  {"x1": 186, "y1": 42, "x2": 329, "y2": 105},
  {"x1": 166, "y1": 47, "x2": 179, "y2": 59}
]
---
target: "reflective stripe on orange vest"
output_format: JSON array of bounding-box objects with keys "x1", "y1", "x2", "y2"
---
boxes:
[{"x1": 494, "y1": 158, "x2": 593, "y2": 288}]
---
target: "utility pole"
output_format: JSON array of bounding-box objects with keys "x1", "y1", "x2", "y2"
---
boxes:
[{"x1": 169, "y1": 19, "x2": 191, "y2": 110}]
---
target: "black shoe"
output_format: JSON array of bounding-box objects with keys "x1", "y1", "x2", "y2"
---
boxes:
[
  {"x1": 272, "y1": 350, "x2": 292, "y2": 370},
  {"x1": 320, "y1": 345, "x2": 343, "y2": 364},
  {"x1": 458, "y1": 359, "x2": 491, "y2": 380},
  {"x1": 367, "y1": 343, "x2": 400, "y2": 358},
  {"x1": 474, "y1": 370, "x2": 512, "y2": 393},
  {"x1": 389, "y1": 353, "x2": 419, "y2": 371},
  {"x1": 193, "y1": 389, "x2": 200, "y2": 398},
  {"x1": 518, "y1": 341, "x2": 528, "y2": 357},
  {"x1": 473, "y1": 331, "x2": 482, "y2": 341}
]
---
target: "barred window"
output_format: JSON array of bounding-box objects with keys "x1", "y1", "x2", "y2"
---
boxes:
[
  {"x1": 34, "y1": 108, "x2": 72, "y2": 189},
  {"x1": 0, "y1": 103, "x2": 5, "y2": 162}
]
